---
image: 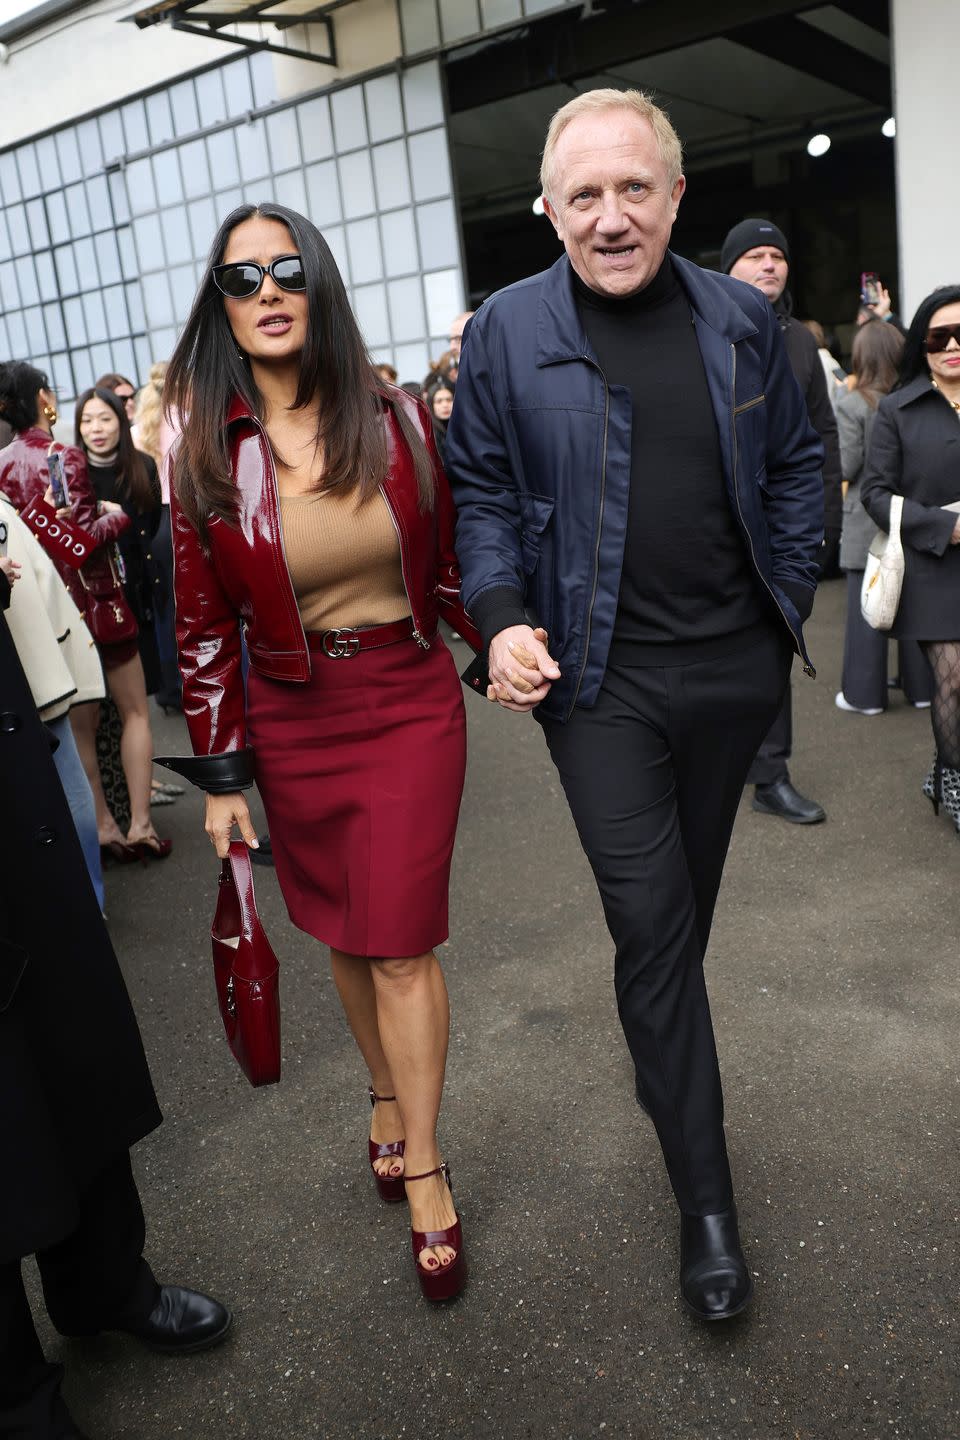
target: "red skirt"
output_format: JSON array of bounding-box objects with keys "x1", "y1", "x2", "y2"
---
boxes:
[{"x1": 246, "y1": 633, "x2": 466, "y2": 958}]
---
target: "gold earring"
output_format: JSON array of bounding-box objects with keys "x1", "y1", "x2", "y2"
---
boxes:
[{"x1": 42, "y1": 403, "x2": 58, "y2": 424}]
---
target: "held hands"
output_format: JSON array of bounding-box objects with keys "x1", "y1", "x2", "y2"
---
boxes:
[
  {"x1": 486, "y1": 625, "x2": 561, "y2": 712},
  {"x1": 204, "y1": 791, "x2": 260, "y2": 859}
]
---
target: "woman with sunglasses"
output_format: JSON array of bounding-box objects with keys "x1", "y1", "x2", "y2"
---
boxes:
[
  {"x1": 162, "y1": 203, "x2": 481, "y2": 1301},
  {"x1": 861, "y1": 286, "x2": 960, "y2": 832}
]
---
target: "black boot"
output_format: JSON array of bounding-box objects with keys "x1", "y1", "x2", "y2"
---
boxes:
[
  {"x1": 112, "y1": 1284, "x2": 232, "y2": 1354},
  {"x1": 679, "y1": 1206, "x2": 753, "y2": 1321},
  {"x1": 752, "y1": 780, "x2": 825, "y2": 825}
]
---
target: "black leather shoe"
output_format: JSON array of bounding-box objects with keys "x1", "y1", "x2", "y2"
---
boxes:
[
  {"x1": 752, "y1": 780, "x2": 826, "y2": 825},
  {"x1": 680, "y1": 1206, "x2": 753, "y2": 1321},
  {"x1": 114, "y1": 1285, "x2": 232, "y2": 1354}
]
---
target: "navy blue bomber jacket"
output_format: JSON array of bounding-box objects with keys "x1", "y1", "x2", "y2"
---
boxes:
[{"x1": 445, "y1": 252, "x2": 825, "y2": 723}]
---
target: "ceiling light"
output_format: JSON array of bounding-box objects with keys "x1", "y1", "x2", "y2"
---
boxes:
[
  {"x1": 882, "y1": 117, "x2": 896, "y2": 138},
  {"x1": 806, "y1": 133, "x2": 831, "y2": 157},
  {"x1": 532, "y1": 196, "x2": 545, "y2": 216}
]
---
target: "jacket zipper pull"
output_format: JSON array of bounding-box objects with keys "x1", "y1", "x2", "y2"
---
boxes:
[{"x1": 412, "y1": 627, "x2": 431, "y2": 650}]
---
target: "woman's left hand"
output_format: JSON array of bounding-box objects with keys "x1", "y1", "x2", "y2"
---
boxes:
[{"x1": 42, "y1": 484, "x2": 74, "y2": 520}]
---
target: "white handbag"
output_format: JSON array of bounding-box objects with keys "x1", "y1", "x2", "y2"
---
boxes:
[{"x1": 861, "y1": 494, "x2": 904, "y2": 631}]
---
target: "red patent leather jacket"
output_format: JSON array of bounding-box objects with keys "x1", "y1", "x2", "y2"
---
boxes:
[
  {"x1": 169, "y1": 388, "x2": 481, "y2": 783},
  {"x1": 0, "y1": 428, "x2": 131, "y2": 612}
]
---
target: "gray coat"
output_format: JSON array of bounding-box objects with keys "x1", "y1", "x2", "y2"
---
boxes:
[{"x1": 836, "y1": 386, "x2": 881, "y2": 570}]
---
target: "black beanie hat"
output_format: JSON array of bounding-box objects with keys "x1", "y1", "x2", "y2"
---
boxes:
[{"x1": 720, "y1": 218, "x2": 790, "y2": 275}]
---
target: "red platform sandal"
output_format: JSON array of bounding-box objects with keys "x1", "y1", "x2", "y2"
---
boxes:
[
  {"x1": 405, "y1": 1162, "x2": 467, "y2": 1302},
  {"x1": 368, "y1": 1089, "x2": 406, "y2": 1203}
]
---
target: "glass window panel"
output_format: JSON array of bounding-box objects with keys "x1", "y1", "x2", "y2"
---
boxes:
[
  {"x1": 64, "y1": 181, "x2": 92, "y2": 238},
  {"x1": 372, "y1": 140, "x2": 411, "y2": 210},
  {"x1": 143, "y1": 273, "x2": 173, "y2": 329},
  {"x1": 72, "y1": 238, "x2": 98, "y2": 289},
  {"x1": 399, "y1": 0, "x2": 440, "y2": 53},
  {"x1": 133, "y1": 338, "x2": 152, "y2": 382},
  {"x1": 196, "y1": 71, "x2": 227, "y2": 129},
  {"x1": 266, "y1": 109, "x2": 300, "y2": 173},
  {"x1": 17, "y1": 261, "x2": 39, "y2": 308},
  {"x1": 99, "y1": 112, "x2": 125, "y2": 166},
  {"x1": 249, "y1": 52, "x2": 277, "y2": 109},
  {"x1": 146, "y1": 92, "x2": 175, "y2": 147},
  {"x1": 297, "y1": 96, "x2": 333, "y2": 163},
  {"x1": 402, "y1": 62, "x2": 444, "y2": 131},
  {"x1": 149, "y1": 326, "x2": 178, "y2": 362},
  {"x1": 223, "y1": 60, "x2": 253, "y2": 118},
  {"x1": 170, "y1": 263, "x2": 196, "y2": 324},
  {"x1": 26, "y1": 198, "x2": 49, "y2": 250},
  {"x1": 0, "y1": 152, "x2": 22, "y2": 206},
  {"x1": 188, "y1": 196, "x2": 217, "y2": 258},
  {"x1": 0, "y1": 260, "x2": 20, "y2": 311},
  {"x1": 393, "y1": 342, "x2": 430, "y2": 381},
  {"x1": 5, "y1": 311, "x2": 28, "y2": 358},
  {"x1": 331, "y1": 86, "x2": 368, "y2": 154},
  {"x1": 0, "y1": 315, "x2": 8, "y2": 355},
  {"x1": 102, "y1": 285, "x2": 129, "y2": 341},
  {"x1": 125, "y1": 159, "x2": 156, "y2": 216},
  {"x1": 365, "y1": 73, "x2": 404, "y2": 144},
  {"x1": 121, "y1": 100, "x2": 149, "y2": 154},
  {"x1": 169, "y1": 79, "x2": 201, "y2": 138},
  {"x1": 117, "y1": 228, "x2": 138, "y2": 280},
  {"x1": 352, "y1": 283, "x2": 390, "y2": 348},
  {"x1": 346, "y1": 218, "x2": 383, "y2": 285},
  {"x1": 45, "y1": 190, "x2": 70, "y2": 246},
  {"x1": 89, "y1": 343, "x2": 115, "y2": 381},
  {"x1": 63, "y1": 297, "x2": 87, "y2": 347},
  {"x1": 524, "y1": 0, "x2": 563, "y2": 11},
  {"x1": 323, "y1": 225, "x2": 350, "y2": 284},
  {"x1": 74, "y1": 119, "x2": 103, "y2": 178},
  {"x1": 440, "y1": 0, "x2": 479, "y2": 42},
  {"x1": 85, "y1": 174, "x2": 113, "y2": 232},
  {"x1": 82, "y1": 291, "x2": 109, "y2": 345},
  {"x1": 178, "y1": 139, "x2": 212, "y2": 200},
  {"x1": 305, "y1": 160, "x2": 342, "y2": 227},
  {"x1": 16, "y1": 144, "x2": 42, "y2": 199},
  {"x1": 153, "y1": 149, "x2": 184, "y2": 208},
  {"x1": 408, "y1": 130, "x2": 452, "y2": 202},
  {"x1": 34, "y1": 137, "x2": 60, "y2": 191},
  {"x1": 95, "y1": 232, "x2": 122, "y2": 287},
  {"x1": 125, "y1": 283, "x2": 146, "y2": 332},
  {"x1": 215, "y1": 188, "x2": 243, "y2": 223},
  {"x1": 35, "y1": 251, "x2": 58, "y2": 303},
  {"x1": 481, "y1": 0, "x2": 521, "y2": 21},
  {"x1": 43, "y1": 302, "x2": 66, "y2": 351},
  {"x1": 69, "y1": 349, "x2": 93, "y2": 394},
  {"x1": 23, "y1": 306, "x2": 48, "y2": 352},
  {"x1": 415, "y1": 198, "x2": 459, "y2": 268},
  {"x1": 237, "y1": 119, "x2": 270, "y2": 183},
  {"x1": 274, "y1": 170, "x2": 307, "y2": 215},
  {"x1": 6, "y1": 204, "x2": 30, "y2": 255},
  {"x1": 423, "y1": 268, "x2": 461, "y2": 336},
  {"x1": 108, "y1": 171, "x2": 130, "y2": 225},
  {"x1": 112, "y1": 339, "x2": 137, "y2": 384},
  {"x1": 387, "y1": 275, "x2": 425, "y2": 343},
  {"x1": 338, "y1": 150, "x2": 375, "y2": 220},
  {"x1": 162, "y1": 207, "x2": 193, "y2": 266},
  {"x1": 133, "y1": 215, "x2": 166, "y2": 271},
  {"x1": 54, "y1": 245, "x2": 79, "y2": 296},
  {"x1": 382, "y1": 207, "x2": 421, "y2": 277},
  {"x1": 206, "y1": 130, "x2": 240, "y2": 190}
]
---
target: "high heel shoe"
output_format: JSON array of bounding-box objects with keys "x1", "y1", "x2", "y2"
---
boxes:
[
  {"x1": 922, "y1": 755, "x2": 960, "y2": 833},
  {"x1": 405, "y1": 1162, "x2": 466, "y2": 1302},
  {"x1": 132, "y1": 836, "x2": 173, "y2": 863},
  {"x1": 368, "y1": 1089, "x2": 405, "y2": 1203},
  {"x1": 100, "y1": 839, "x2": 139, "y2": 866}
]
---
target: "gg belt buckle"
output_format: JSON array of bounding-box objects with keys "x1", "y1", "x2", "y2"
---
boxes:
[{"x1": 322, "y1": 627, "x2": 361, "y2": 658}]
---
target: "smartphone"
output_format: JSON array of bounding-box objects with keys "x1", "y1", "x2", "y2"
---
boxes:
[
  {"x1": 47, "y1": 451, "x2": 70, "y2": 508},
  {"x1": 860, "y1": 271, "x2": 881, "y2": 306}
]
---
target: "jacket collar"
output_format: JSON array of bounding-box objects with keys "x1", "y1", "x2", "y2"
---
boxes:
[
  {"x1": 536, "y1": 252, "x2": 758, "y2": 367},
  {"x1": 891, "y1": 374, "x2": 936, "y2": 408},
  {"x1": 226, "y1": 393, "x2": 258, "y2": 427}
]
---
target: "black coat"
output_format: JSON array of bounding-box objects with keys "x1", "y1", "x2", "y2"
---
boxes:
[
  {"x1": 860, "y1": 375, "x2": 960, "y2": 641},
  {"x1": 778, "y1": 311, "x2": 843, "y2": 540},
  {"x1": 0, "y1": 609, "x2": 161, "y2": 1263},
  {"x1": 88, "y1": 454, "x2": 165, "y2": 691}
]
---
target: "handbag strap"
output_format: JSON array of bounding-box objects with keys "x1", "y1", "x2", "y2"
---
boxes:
[
  {"x1": 224, "y1": 839, "x2": 260, "y2": 939},
  {"x1": 889, "y1": 494, "x2": 903, "y2": 543}
]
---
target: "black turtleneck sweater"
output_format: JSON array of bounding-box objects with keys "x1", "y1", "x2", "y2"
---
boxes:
[{"x1": 574, "y1": 258, "x2": 765, "y2": 663}]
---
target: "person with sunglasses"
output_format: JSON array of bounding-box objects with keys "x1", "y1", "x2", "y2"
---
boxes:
[
  {"x1": 861, "y1": 286, "x2": 960, "y2": 833},
  {"x1": 160, "y1": 202, "x2": 481, "y2": 1302}
]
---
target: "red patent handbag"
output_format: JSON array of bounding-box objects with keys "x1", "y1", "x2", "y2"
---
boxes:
[{"x1": 211, "y1": 841, "x2": 281, "y2": 1087}]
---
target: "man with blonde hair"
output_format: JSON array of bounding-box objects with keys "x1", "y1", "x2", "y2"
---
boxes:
[{"x1": 447, "y1": 88, "x2": 824, "y2": 1321}]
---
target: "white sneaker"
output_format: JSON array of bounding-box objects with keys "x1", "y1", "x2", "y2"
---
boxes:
[
  {"x1": 910, "y1": 700, "x2": 932, "y2": 709},
  {"x1": 835, "y1": 691, "x2": 882, "y2": 716}
]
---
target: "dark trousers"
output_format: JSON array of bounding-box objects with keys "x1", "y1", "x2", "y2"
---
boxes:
[
  {"x1": 842, "y1": 570, "x2": 933, "y2": 710},
  {"x1": 746, "y1": 681, "x2": 792, "y2": 786},
  {"x1": 0, "y1": 1152, "x2": 158, "y2": 1439},
  {"x1": 541, "y1": 627, "x2": 791, "y2": 1215}
]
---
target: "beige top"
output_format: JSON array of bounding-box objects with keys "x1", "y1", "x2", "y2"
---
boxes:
[{"x1": 278, "y1": 487, "x2": 410, "y2": 632}]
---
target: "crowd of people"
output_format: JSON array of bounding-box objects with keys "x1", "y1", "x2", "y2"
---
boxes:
[{"x1": 1, "y1": 80, "x2": 958, "y2": 1440}]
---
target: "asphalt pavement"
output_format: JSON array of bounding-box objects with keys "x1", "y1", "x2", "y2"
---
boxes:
[{"x1": 34, "y1": 577, "x2": 958, "y2": 1440}]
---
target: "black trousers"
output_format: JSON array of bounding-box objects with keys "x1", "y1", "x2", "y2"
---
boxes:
[
  {"x1": 0, "y1": 1152, "x2": 158, "y2": 1439},
  {"x1": 541, "y1": 627, "x2": 791, "y2": 1216},
  {"x1": 745, "y1": 681, "x2": 792, "y2": 786},
  {"x1": 842, "y1": 570, "x2": 933, "y2": 710}
]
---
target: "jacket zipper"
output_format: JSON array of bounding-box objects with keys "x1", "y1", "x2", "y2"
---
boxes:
[
  {"x1": 380, "y1": 484, "x2": 431, "y2": 649},
  {"x1": 566, "y1": 357, "x2": 610, "y2": 719},
  {"x1": 733, "y1": 392, "x2": 765, "y2": 415},
  {"x1": 729, "y1": 345, "x2": 815, "y2": 678},
  {"x1": 259, "y1": 422, "x2": 309, "y2": 660}
]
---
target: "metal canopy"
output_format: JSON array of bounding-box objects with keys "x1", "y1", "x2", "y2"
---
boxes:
[{"x1": 128, "y1": 0, "x2": 350, "y2": 65}]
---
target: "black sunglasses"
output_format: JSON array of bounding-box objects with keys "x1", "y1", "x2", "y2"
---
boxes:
[
  {"x1": 924, "y1": 324, "x2": 960, "y2": 353},
  {"x1": 211, "y1": 253, "x2": 306, "y2": 299}
]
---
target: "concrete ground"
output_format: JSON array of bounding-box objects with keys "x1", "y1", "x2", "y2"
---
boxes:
[{"x1": 36, "y1": 577, "x2": 958, "y2": 1440}]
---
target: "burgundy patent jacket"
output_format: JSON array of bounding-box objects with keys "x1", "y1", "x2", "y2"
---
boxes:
[
  {"x1": 0, "y1": 428, "x2": 131, "y2": 612},
  {"x1": 170, "y1": 388, "x2": 481, "y2": 775}
]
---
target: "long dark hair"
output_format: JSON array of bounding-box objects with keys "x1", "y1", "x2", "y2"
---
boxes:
[
  {"x1": 898, "y1": 284, "x2": 960, "y2": 388},
  {"x1": 0, "y1": 360, "x2": 49, "y2": 433},
  {"x1": 850, "y1": 320, "x2": 904, "y2": 411},
  {"x1": 75, "y1": 386, "x2": 157, "y2": 512},
  {"x1": 166, "y1": 202, "x2": 435, "y2": 543}
]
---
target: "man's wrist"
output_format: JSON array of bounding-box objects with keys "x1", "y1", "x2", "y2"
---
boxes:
[{"x1": 469, "y1": 585, "x2": 528, "y2": 649}]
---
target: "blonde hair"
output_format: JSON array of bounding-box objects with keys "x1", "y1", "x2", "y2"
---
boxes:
[
  {"x1": 540, "y1": 88, "x2": 684, "y2": 202},
  {"x1": 132, "y1": 360, "x2": 169, "y2": 467}
]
